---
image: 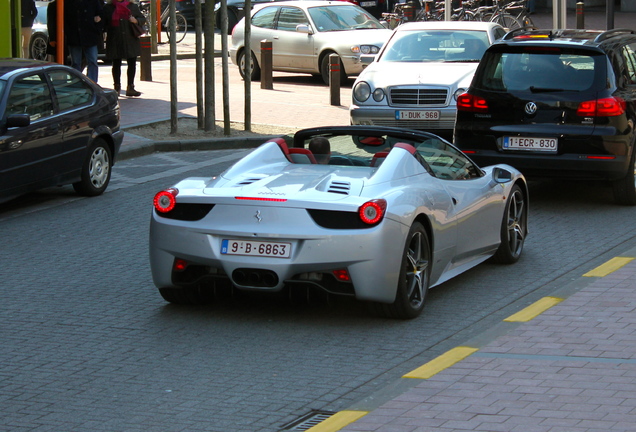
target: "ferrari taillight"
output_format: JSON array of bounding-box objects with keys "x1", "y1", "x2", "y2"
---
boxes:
[
  {"x1": 332, "y1": 269, "x2": 351, "y2": 282},
  {"x1": 358, "y1": 199, "x2": 387, "y2": 225},
  {"x1": 456, "y1": 93, "x2": 489, "y2": 113},
  {"x1": 173, "y1": 258, "x2": 188, "y2": 272},
  {"x1": 577, "y1": 97, "x2": 626, "y2": 117},
  {"x1": 154, "y1": 188, "x2": 178, "y2": 213}
]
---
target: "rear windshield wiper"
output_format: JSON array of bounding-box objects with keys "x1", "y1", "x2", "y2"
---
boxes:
[{"x1": 530, "y1": 86, "x2": 567, "y2": 93}]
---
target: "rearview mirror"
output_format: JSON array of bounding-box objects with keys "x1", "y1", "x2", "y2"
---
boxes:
[
  {"x1": 6, "y1": 114, "x2": 30, "y2": 129},
  {"x1": 296, "y1": 24, "x2": 313, "y2": 35},
  {"x1": 492, "y1": 167, "x2": 513, "y2": 183}
]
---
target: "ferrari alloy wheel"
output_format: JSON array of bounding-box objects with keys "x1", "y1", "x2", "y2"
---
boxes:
[
  {"x1": 492, "y1": 185, "x2": 527, "y2": 264},
  {"x1": 612, "y1": 147, "x2": 636, "y2": 206},
  {"x1": 72, "y1": 138, "x2": 112, "y2": 197},
  {"x1": 238, "y1": 50, "x2": 261, "y2": 81},
  {"x1": 373, "y1": 222, "x2": 430, "y2": 319}
]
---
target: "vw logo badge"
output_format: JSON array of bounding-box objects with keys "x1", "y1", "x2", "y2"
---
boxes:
[{"x1": 525, "y1": 102, "x2": 538, "y2": 115}]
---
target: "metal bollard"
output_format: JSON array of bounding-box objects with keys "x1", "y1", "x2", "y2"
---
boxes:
[
  {"x1": 576, "y1": 2, "x2": 585, "y2": 29},
  {"x1": 140, "y1": 35, "x2": 152, "y2": 82},
  {"x1": 261, "y1": 40, "x2": 273, "y2": 90},
  {"x1": 329, "y1": 53, "x2": 341, "y2": 106}
]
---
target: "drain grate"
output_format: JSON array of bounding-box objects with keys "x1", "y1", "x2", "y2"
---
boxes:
[{"x1": 280, "y1": 410, "x2": 336, "y2": 431}]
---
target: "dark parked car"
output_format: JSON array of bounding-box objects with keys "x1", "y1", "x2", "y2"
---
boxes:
[
  {"x1": 0, "y1": 59, "x2": 123, "y2": 203},
  {"x1": 454, "y1": 28, "x2": 636, "y2": 205}
]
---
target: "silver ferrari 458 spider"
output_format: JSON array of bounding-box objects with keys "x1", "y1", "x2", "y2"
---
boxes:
[{"x1": 149, "y1": 126, "x2": 528, "y2": 319}]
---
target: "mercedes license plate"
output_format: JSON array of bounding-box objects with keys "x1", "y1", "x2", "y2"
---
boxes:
[
  {"x1": 503, "y1": 136, "x2": 558, "y2": 152},
  {"x1": 395, "y1": 110, "x2": 440, "y2": 120},
  {"x1": 221, "y1": 239, "x2": 291, "y2": 258}
]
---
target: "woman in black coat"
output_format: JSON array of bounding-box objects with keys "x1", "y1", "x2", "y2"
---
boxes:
[{"x1": 102, "y1": 0, "x2": 146, "y2": 96}]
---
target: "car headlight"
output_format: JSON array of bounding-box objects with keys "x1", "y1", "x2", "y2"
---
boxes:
[
  {"x1": 359, "y1": 45, "x2": 380, "y2": 55},
  {"x1": 353, "y1": 82, "x2": 371, "y2": 102},
  {"x1": 373, "y1": 88, "x2": 385, "y2": 102},
  {"x1": 454, "y1": 88, "x2": 467, "y2": 101}
]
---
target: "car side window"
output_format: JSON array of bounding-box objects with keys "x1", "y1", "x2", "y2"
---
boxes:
[
  {"x1": 48, "y1": 70, "x2": 93, "y2": 111},
  {"x1": 6, "y1": 73, "x2": 54, "y2": 121},
  {"x1": 276, "y1": 7, "x2": 308, "y2": 32},
  {"x1": 416, "y1": 138, "x2": 481, "y2": 180},
  {"x1": 252, "y1": 6, "x2": 278, "y2": 29},
  {"x1": 622, "y1": 43, "x2": 636, "y2": 85}
]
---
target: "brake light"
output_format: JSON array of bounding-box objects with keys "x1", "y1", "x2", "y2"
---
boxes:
[
  {"x1": 332, "y1": 269, "x2": 351, "y2": 282},
  {"x1": 577, "y1": 97, "x2": 626, "y2": 117},
  {"x1": 173, "y1": 258, "x2": 188, "y2": 272},
  {"x1": 456, "y1": 93, "x2": 488, "y2": 112},
  {"x1": 359, "y1": 199, "x2": 387, "y2": 224},
  {"x1": 154, "y1": 188, "x2": 178, "y2": 213}
]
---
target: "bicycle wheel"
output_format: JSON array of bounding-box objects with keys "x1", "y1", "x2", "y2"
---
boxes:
[
  {"x1": 165, "y1": 12, "x2": 188, "y2": 43},
  {"x1": 490, "y1": 12, "x2": 522, "y2": 30}
]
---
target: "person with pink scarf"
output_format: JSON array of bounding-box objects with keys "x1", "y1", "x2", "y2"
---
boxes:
[{"x1": 101, "y1": 0, "x2": 146, "y2": 96}]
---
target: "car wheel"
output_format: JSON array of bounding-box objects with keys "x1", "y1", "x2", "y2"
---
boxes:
[
  {"x1": 491, "y1": 184, "x2": 527, "y2": 264},
  {"x1": 238, "y1": 49, "x2": 261, "y2": 81},
  {"x1": 72, "y1": 138, "x2": 112, "y2": 197},
  {"x1": 320, "y1": 52, "x2": 348, "y2": 86},
  {"x1": 372, "y1": 221, "x2": 430, "y2": 319},
  {"x1": 30, "y1": 33, "x2": 48, "y2": 60},
  {"x1": 612, "y1": 148, "x2": 636, "y2": 206},
  {"x1": 159, "y1": 286, "x2": 215, "y2": 305}
]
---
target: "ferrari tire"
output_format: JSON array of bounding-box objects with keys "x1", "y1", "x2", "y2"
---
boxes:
[
  {"x1": 320, "y1": 52, "x2": 347, "y2": 86},
  {"x1": 372, "y1": 222, "x2": 430, "y2": 319},
  {"x1": 491, "y1": 184, "x2": 527, "y2": 264},
  {"x1": 72, "y1": 138, "x2": 112, "y2": 197},
  {"x1": 612, "y1": 148, "x2": 636, "y2": 206},
  {"x1": 238, "y1": 49, "x2": 261, "y2": 81}
]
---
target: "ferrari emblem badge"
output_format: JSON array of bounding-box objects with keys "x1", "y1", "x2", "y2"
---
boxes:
[{"x1": 254, "y1": 210, "x2": 262, "y2": 223}]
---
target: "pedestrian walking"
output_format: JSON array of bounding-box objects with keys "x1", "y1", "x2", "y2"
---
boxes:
[
  {"x1": 21, "y1": 0, "x2": 38, "y2": 58},
  {"x1": 65, "y1": 0, "x2": 104, "y2": 82},
  {"x1": 102, "y1": 0, "x2": 146, "y2": 97}
]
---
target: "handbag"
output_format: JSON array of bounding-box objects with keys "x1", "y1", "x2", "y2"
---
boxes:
[{"x1": 130, "y1": 21, "x2": 144, "y2": 38}]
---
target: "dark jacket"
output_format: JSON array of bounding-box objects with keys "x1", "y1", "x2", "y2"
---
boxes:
[
  {"x1": 102, "y1": 1, "x2": 146, "y2": 60},
  {"x1": 21, "y1": 0, "x2": 38, "y2": 28},
  {"x1": 64, "y1": 0, "x2": 105, "y2": 47}
]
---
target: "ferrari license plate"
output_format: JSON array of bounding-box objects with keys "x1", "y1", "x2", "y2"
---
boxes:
[
  {"x1": 503, "y1": 136, "x2": 558, "y2": 152},
  {"x1": 396, "y1": 110, "x2": 440, "y2": 120},
  {"x1": 221, "y1": 239, "x2": 291, "y2": 258}
]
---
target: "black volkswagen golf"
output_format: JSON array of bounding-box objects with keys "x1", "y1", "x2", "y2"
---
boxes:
[
  {"x1": 454, "y1": 28, "x2": 636, "y2": 205},
  {"x1": 0, "y1": 59, "x2": 123, "y2": 204}
]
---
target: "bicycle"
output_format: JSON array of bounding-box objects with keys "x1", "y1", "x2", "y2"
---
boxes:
[{"x1": 139, "y1": 1, "x2": 188, "y2": 44}]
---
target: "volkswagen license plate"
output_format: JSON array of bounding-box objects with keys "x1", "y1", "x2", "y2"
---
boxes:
[
  {"x1": 503, "y1": 136, "x2": 558, "y2": 152},
  {"x1": 396, "y1": 110, "x2": 440, "y2": 120},
  {"x1": 221, "y1": 239, "x2": 291, "y2": 258}
]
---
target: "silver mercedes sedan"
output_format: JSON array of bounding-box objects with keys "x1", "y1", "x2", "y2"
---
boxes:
[
  {"x1": 350, "y1": 21, "x2": 507, "y2": 136},
  {"x1": 230, "y1": 1, "x2": 392, "y2": 84}
]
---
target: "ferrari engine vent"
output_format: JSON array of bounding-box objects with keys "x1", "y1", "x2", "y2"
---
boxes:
[
  {"x1": 236, "y1": 177, "x2": 264, "y2": 186},
  {"x1": 327, "y1": 181, "x2": 350, "y2": 195}
]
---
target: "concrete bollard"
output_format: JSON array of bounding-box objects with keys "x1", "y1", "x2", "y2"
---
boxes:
[
  {"x1": 261, "y1": 40, "x2": 273, "y2": 90},
  {"x1": 576, "y1": 2, "x2": 585, "y2": 29},
  {"x1": 329, "y1": 53, "x2": 340, "y2": 106},
  {"x1": 140, "y1": 35, "x2": 152, "y2": 82}
]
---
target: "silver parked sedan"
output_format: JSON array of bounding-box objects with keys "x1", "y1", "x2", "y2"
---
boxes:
[
  {"x1": 350, "y1": 21, "x2": 507, "y2": 136},
  {"x1": 230, "y1": 1, "x2": 392, "y2": 84},
  {"x1": 149, "y1": 126, "x2": 528, "y2": 319}
]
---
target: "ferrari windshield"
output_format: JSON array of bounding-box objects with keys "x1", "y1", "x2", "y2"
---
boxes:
[
  {"x1": 307, "y1": 5, "x2": 384, "y2": 32},
  {"x1": 381, "y1": 30, "x2": 490, "y2": 62}
]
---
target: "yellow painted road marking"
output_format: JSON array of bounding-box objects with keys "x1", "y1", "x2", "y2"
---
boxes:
[
  {"x1": 504, "y1": 296, "x2": 564, "y2": 322},
  {"x1": 306, "y1": 411, "x2": 368, "y2": 432},
  {"x1": 403, "y1": 346, "x2": 478, "y2": 379},
  {"x1": 583, "y1": 257, "x2": 635, "y2": 277}
]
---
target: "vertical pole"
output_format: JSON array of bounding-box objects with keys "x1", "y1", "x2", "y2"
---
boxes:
[
  {"x1": 260, "y1": 40, "x2": 273, "y2": 90},
  {"x1": 329, "y1": 53, "x2": 340, "y2": 106},
  {"x1": 606, "y1": 0, "x2": 615, "y2": 30},
  {"x1": 553, "y1": 0, "x2": 567, "y2": 29},
  {"x1": 56, "y1": 0, "x2": 64, "y2": 64},
  {"x1": 244, "y1": 0, "x2": 252, "y2": 131},
  {"x1": 140, "y1": 35, "x2": 152, "y2": 81},
  {"x1": 576, "y1": 2, "x2": 585, "y2": 29}
]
